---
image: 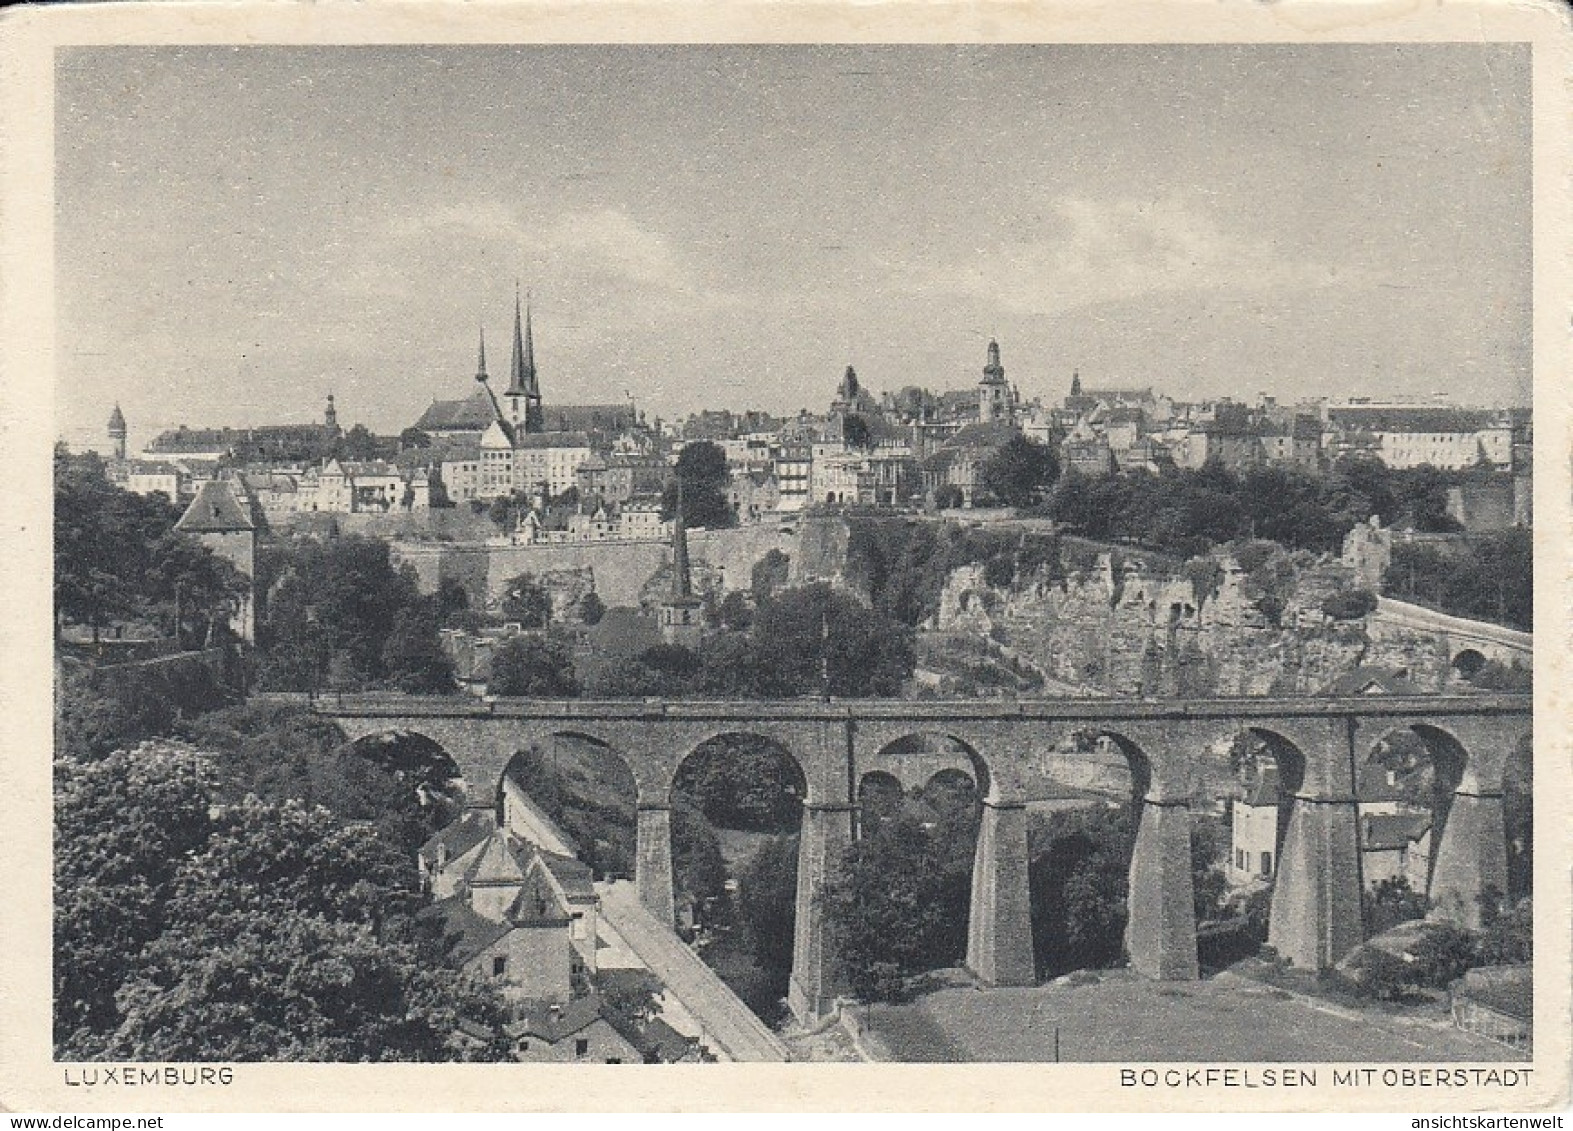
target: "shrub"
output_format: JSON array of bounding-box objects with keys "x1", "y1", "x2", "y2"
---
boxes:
[
  {"x1": 1348, "y1": 947, "x2": 1414, "y2": 1002},
  {"x1": 1406, "y1": 923, "x2": 1477, "y2": 989},
  {"x1": 1320, "y1": 588, "x2": 1378, "y2": 621}
]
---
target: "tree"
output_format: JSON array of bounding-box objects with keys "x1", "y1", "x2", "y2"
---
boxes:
[
  {"x1": 256, "y1": 537, "x2": 425, "y2": 690},
  {"x1": 498, "y1": 573, "x2": 552, "y2": 628},
  {"x1": 54, "y1": 741, "x2": 217, "y2": 1046},
  {"x1": 1320, "y1": 587, "x2": 1379, "y2": 622},
  {"x1": 381, "y1": 604, "x2": 455, "y2": 694},
  {"x1": 1363, "y1": 876, "x2": 1428, "y2": 936},
  {"x1": 672, "y1": 798, "x2": 729, "y2": 924},
  {"x1": 673, "y1": 736, "x2": 804, "y2": 832},
  {"x1": 749, "y1": 548, "x2": 791, "y2": 601},
  {"x1": 842, "y1": 415, "x2": 873, "y2": 450},
  {"x1": 1474, "y1": 896, "x2": 1531, "y2": 966},
  {"x1": 717, "y1": 590, "x2": 753, "y2": 631},
  {"x1": 578, "y1": 591, "x2": 606, "y2": 626},
  {"x1": 980, "y1": 434, "x2": 1059, "y2": 508},
  {"x1": 339, "y1": 423, "x2": 381, "y2": 461},
  {"x1": 932, "y1": 484, "x2": 964, "y2": 511},
  {"x1": 750, "y1": 583, "x2": 915, "y2": 697},
  {"x1": 54, "y1": 739, "x2": 507, "y2": 1062},
  {"x1": 823, "y1": 809, "x2": 975, "y2": 1001},
  {"x1": 398, "y1": 428, "x2": 432, "y2": 451},
  {"x1": 486, "y1": 634, "x2": 580, "y2": 697},
  {"x1": 1028, "y1": 805, "x2": 1134, "y2": 978},
  {"x1": 737, "y1": 834, "x2": 800, "y2": 981},
  {"x1": 663, "y1": 441, "x2": 735, "y2": 529}
]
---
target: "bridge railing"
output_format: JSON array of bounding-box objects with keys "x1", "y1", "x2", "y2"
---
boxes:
[{"x1": 308, "y1": 691, "x2": 1533, "y2": 720}]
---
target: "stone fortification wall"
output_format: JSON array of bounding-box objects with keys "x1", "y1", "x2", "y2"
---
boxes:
[
  {"x1": 936, "y1": 552, "x2": 1465, "y2": 698},
  {"x1": 287, "y1": 507, "x2": 497, "y2": 543},
  {"x1": 791, "y1": 517, "x2": 851, "y2": 587},
  {"x1": 691, "y1": 522, "x2": 802, "y2": 593},
  {"x1": 390, "y1": 521, "x2": 822, "y2": 611}
]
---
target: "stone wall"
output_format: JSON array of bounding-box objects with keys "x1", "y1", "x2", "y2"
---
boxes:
[
  {"x1": 287, "y1": 507, "x2": 497, "y2": 543},
  {"x1": 935, "y1": 552, "x2": 1467, "y2": 697},
  {"x1": 389, "y1": 521, "x2": 824, "y2": 611}
]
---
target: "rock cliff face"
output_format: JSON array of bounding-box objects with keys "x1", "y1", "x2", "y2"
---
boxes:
[{"x1": 934, "y1": 551, "x2": 1461, "y2": 697}]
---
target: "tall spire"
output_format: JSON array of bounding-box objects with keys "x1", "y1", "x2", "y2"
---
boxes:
[
  {"x1": 523, "y1": 302, "x2": 538, "y2": 399},
  {"x1": 506, "y1": 284, "x2": 544, "y2": 433},
  {"x1": 670, "y1": 479, "x2": 693, "y2": 600},
  {"x1": 506, "y1": 286, "x2": 527, "y2": 395},
  {"x1": 475, "y1": 325, "x2": 489, "y2": 383}
]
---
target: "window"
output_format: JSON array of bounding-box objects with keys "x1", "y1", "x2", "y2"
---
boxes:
[
  {"x1": 575, "y1": 1038, "x2": 589, "y2": 1057},
  {"x1": 606, "y1": 1058, "x2": 622, "y2": 1065},
  {"x1": 1260, "y1": 851, "x2": 1273, "y2": 876},
  {"x1": 492, "y1": 956, "x2": 507, "y2": 976}
]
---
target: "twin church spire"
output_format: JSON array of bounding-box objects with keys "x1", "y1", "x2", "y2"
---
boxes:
[{"x1": 475, "y1": 285, "x2": 544, "y2": 435}]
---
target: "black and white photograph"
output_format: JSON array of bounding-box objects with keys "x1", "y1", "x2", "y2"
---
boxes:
[{"x1": 5, "y1": 1, "x2": 1569, "y2": 1114}]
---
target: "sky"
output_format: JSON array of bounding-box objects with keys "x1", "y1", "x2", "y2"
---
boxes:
[{"x1": 54, "y1": 44, "x2": 1532, "y2": 451}]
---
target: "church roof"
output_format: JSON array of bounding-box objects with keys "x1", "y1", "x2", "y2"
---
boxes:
[
  {"x1": 503, "y1": 870, "x2": 572, "y2": 926},
  {"x1": 414, "y1": 389, "x2": 502, "y2": 434},
  {"x1": 174, "y1": 479, "x2": 254, "y2": 533},
  {"x1": 108, "y1": 404, "x2": 126, "y2": 433},
  {"x1": 539, "y1": 405, "x2": 637, "y2": 435}
]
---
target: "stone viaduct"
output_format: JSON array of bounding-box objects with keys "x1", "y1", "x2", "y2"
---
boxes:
[{"x1": 314, "y1": 693, "x2": 1530, "y2": 1022}]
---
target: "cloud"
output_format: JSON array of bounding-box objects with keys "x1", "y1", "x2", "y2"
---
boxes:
[
  {"x1": 892, "y1": 193, "x2": 1366, "y2": 316},
  {"x1": 378, "y1": 203, "x2": 734, "y2": 314}
]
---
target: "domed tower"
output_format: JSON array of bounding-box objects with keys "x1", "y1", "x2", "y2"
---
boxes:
[
  {"x1": 323, "y1": 393, "x2": 340, "y2": 436},
  {"x1": 978, "y1": 340, "x2": 1012, "y2": 424},
  {"x1": 107, "y1": 403, "x2": 127, "y2": 461}
]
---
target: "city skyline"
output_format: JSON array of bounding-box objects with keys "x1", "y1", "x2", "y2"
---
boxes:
[{"x1": 57, "y1": 44, "x2": 1532, "y2": 451}]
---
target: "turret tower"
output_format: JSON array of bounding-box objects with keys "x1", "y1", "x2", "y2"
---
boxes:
[
  {"x1": 978, "y1": 339, "x2": 1013, "y2": 424},
  {"x1": 107, "y1": 403, "x2": 127, "y2": 461}
]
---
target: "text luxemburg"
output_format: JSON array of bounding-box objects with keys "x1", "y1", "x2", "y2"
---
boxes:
[{"x1": 61, "y1": 1066, "x2": 235, "y2": 1087}]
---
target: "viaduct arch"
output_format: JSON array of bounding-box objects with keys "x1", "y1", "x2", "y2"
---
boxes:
[{"x1": 315, "y1": 693, "x2": 1529, "y2": 1022}]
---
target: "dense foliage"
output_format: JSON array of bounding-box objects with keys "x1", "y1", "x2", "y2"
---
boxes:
[
  {"x1": 824, "y1": 776, "x2": 980, "y2": 1001},
  {"x1": 980, "y1": 434, "x2": 1060, "y2": 508},
  {"x1": 54, "y1": 740, "x2": 509, "y2": 1061},
  {"x1": 1042, "y1": 458, "x2": 1472, "y2": 559},
  {"x1": 487, "y1": 633, "x2": 581, "y2": 697},
  {"x1": 255, "y1": 536, "x2": 453, "y2": 692},
  {"x1": 1384, "y1": 530, "x2": 1532, "y2": 630},
  {"x1": 673, "y1": 737, "x2": 805, "y2": 832},
  {"x1": 662, "y1": 441, "x2": 735, "y2": 529},
  {"x1": 54, "y1": 448, "x2": 248, "y2": 644},
  {"x1": 578, "y1": 583, "x2": 915, "y2": 699},
  {"x1": 844, "y1": 519, "x2": 1061, "y2": 627}
]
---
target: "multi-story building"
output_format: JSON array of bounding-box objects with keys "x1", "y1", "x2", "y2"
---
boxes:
[{"x1": 1322, "y1": 404, "x2": 1515, "y2": 470}]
